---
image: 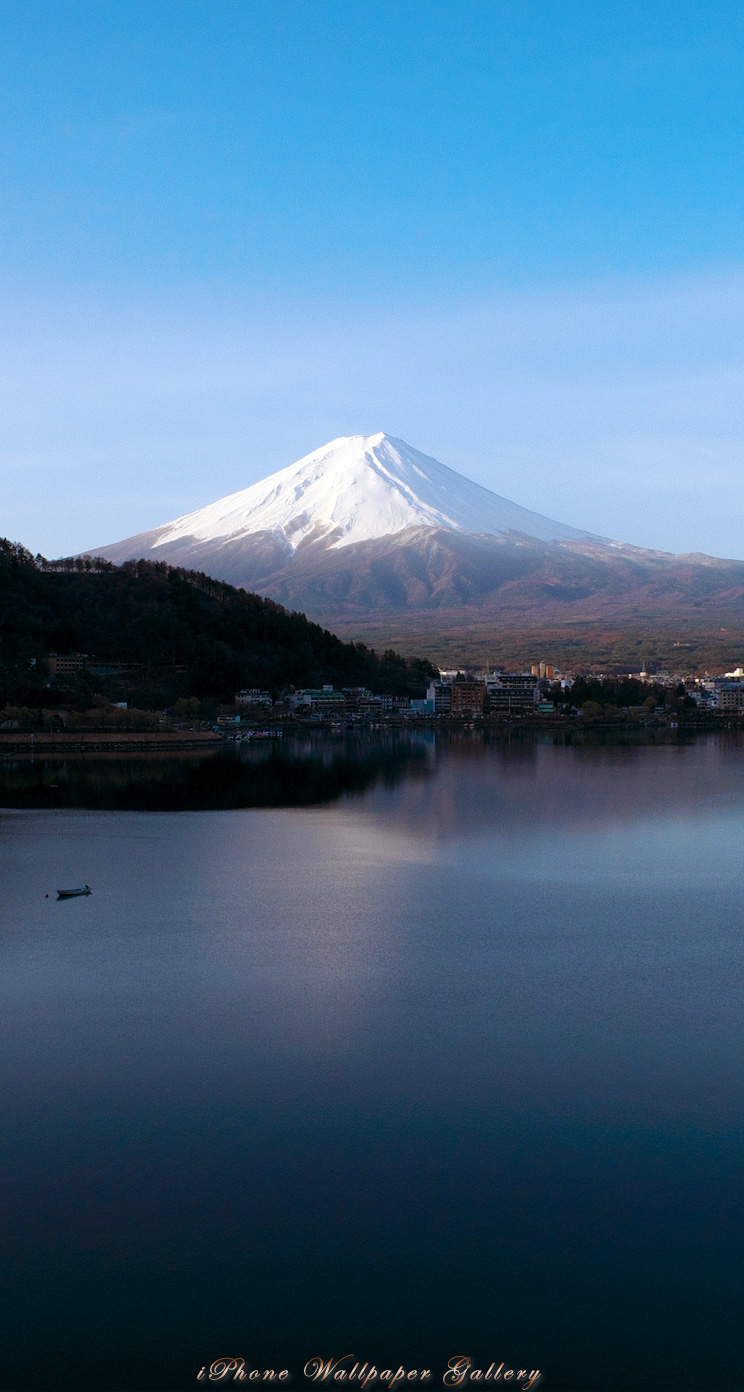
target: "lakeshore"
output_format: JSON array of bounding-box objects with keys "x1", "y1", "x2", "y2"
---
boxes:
[
  {"x1": 0, "y1": 707, "x2": 737, "y2": 758},
  {"x1": 0, "y1": 729, "x2": 221, "y2": 754}
]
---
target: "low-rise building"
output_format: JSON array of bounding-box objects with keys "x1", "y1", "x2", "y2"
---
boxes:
[
  {"x1": 48, "y1": 652, "x2": 92, "y2": 676},
  {"x1": 235, "y1": 689, "x2": 272, "y2": 706},
  {"x1": 48, "y1": 653, "x2": 142, "y2": 678},
  {"x1": 450, "y1": 680, "x2": 485, "y2": 715},
  {"x1": 293, "y1": 687, "x2": 346, "y2": 715},
  {"x1": 718, "y1": 683, "x2": 744, "y2": 711},
  {"x1": 342, "y1": 687, "x2": 370, "y2": 712}
]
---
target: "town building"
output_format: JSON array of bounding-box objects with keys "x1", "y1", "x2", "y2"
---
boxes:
[
  {"x1": 485, "y1": 672, "x2": 540, "y2": 711},
  {"x1": 293, "y1": 687, "x2": 346, "y2": 715},
  {"x1": 450, "y1": 680, "x2": 485, "y2": 715},
  {"x1": 718, "y1": 683, "x2": 744, "y2": 711},
  {"x1": 47, "y1": 652, "x2": 91, "y2": 676},
  {"x1": 235, "y1": 689, "x2": 272, "y2": 706},
  {"x1": 426, "y1": 681, "x2": 452, "y2": 714}
]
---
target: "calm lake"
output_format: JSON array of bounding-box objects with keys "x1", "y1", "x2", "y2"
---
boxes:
[{"x1": 2, "y1": 731, "x2": 743, "y2": 1392}]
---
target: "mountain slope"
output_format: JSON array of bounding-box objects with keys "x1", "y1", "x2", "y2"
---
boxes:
[
  {"x1": 0, "y1": 540, "x2": 435, "y2": 707},
  {"x1": 224, "y1": 526, "x2": 744, "y2": 620},
  {"x1": 90, "y1": 433, "x2": 744, "y2": 651}
]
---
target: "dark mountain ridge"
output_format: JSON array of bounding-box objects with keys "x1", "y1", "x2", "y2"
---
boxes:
[{"x1": 0, "y1": 540, "x2": 435, "y2": 708}]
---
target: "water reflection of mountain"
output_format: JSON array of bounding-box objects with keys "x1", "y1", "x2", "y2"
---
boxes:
[
  {"x1": 382, "y1": 727, "x2": 744, "y2": 842},
  {"x1": 1, "y1": 728, "x2": 742, "y2": 820},
  {"x1": 0, "y1": 735, "x2": 431, "y2": 812}
]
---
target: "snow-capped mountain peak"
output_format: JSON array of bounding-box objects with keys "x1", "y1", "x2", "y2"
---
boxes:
[
  {"x1": 89, "y1": 433, "x2": 742, "y2": 645},
  {"x1": 145, "y1": 432, "x2": 597, "y2": 555}
]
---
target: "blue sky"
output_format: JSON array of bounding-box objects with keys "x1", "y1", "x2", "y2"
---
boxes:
[{"x1": 2, "y1": 1, "x2": 744, "y2": 556}]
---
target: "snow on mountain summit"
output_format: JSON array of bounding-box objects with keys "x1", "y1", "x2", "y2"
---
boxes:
[
  {"x1": 146, "y1": 432, "x2": 597, "y2": 555},
  {"x1": 89, "y1": 434, "x2": 741, "y2": 639}
]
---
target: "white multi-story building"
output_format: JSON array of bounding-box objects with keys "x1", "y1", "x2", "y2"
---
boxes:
[
  {"x1": 485, "y1": 672, "x2": 540, "y2": 711},
  {"x1": 235, "y1": 689, "x2": 272, "y2": 706}
]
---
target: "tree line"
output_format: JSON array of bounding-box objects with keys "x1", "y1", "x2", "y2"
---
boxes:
[{"x1": 0, "y1": 539, "x2": 436, "y2": 709}]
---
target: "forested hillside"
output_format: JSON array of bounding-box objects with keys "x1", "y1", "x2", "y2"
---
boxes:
[{"x1": 0, "y1": 540, "x2": 435, "y2": 708}]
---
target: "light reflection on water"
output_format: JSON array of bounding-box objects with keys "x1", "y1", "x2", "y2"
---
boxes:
[{"x1": 1, "y1": 731, "x2": 743, "y2": 1392}]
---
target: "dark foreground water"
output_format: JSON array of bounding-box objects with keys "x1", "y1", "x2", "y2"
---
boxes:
[{"x1": 1, "y1": 731, "x2": 744, "y2": 1392}]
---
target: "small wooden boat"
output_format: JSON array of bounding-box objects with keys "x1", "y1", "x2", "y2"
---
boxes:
[{"x1": 57, "y1": 886, "x2": 92, "y2": 899}]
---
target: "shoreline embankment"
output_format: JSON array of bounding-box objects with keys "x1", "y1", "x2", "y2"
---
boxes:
[{"x1": 0, "y1": 731, "x2": 221, "y2": 754}]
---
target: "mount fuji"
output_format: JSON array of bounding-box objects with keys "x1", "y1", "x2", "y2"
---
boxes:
[
  {"x1": 92, "y1": 432, "x2": 744, "y2": 653},
  {"x1": 96, "y1": 432, "x2": 601, "y2": 562}
]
